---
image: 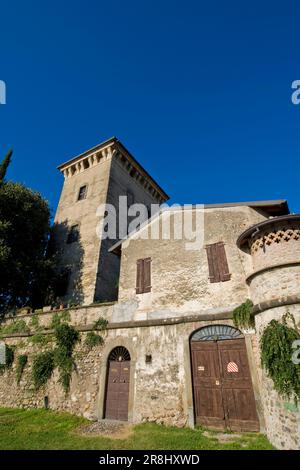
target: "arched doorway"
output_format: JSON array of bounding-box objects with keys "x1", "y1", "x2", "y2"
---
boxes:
[
  {"x1": 104, "y1": 346, "x2": 131, "y2": 421},
  {"x1": 190, "y1": 324, "x2": 259, "y2": 431}
]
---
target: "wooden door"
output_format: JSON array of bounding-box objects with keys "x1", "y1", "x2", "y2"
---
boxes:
[
  {"x1": 191, "y1": 341, "x2": 226, "y2": 429},
  {"x1": 191, "y1": 338, "x2": 259, "y2": 431},
  {"x1": 105, "y1": 360, "x2": 130, "y2": 421},
  {"x1": 218, "y1": 339, "x2": 259, "y2": 431}
]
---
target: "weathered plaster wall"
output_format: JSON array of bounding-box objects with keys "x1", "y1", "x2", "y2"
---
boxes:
[{"x1": 118, "y1": 206, "x2": 267, "y2": 317}]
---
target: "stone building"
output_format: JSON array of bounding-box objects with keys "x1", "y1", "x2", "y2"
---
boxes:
[{"x1": 0, "y1": 137, "x2": 300, "y2": 450}]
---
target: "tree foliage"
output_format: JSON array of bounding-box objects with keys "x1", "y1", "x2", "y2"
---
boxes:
[
  {"x1": 0, "y1": 151, "x2": 56, "y2": 314},
  {"x1": 0, "y1": 149, "x2": 12, "y2": 184}
]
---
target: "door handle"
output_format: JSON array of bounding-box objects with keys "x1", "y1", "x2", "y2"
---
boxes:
[{"x1": 215, "y1": 380, "x2": 220, "y2": 386}]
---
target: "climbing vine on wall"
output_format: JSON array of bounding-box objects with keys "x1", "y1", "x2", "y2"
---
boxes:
[
  {"x1": 233, "y1": 299, "x2": 254, "y2": 329},
  {"x1": 53, "y1": 323, "x2": 79, "y2": 393},
  {"x1": 260, "y1": 312, "x2": 300, "y2": 402},
  {"x1": 16, "y1": 354, "x2": 28, "y2": 384},
  {"x1": 30, "y1": 315, "x2": 107, "y2": 393},
  {"x1": 1, "y1": 313, "x2": 108, "y2": 393}
]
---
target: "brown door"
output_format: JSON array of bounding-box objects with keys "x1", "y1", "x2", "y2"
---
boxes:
[
  {"x1": 191, "y1": 338, "x2": 259, "y2": 431},
  {"x1": 105, "y1": 360, "x2": 130, "y2": 421}
]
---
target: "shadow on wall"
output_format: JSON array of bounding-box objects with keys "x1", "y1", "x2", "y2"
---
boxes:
[{"x1": 47, "y1": 220, "x2": 84, "y2": 307}]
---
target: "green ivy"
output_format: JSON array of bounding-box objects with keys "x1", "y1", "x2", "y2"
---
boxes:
[
  {"x1": 233, "y1": 299, "x2": 254, "y2": 329},
  {"x1": 93, "y1": 317, "x2": 108, "y2": 331},
  {"x1": 29, "y1": 315, "x2": 40, "y2": 330},
  {"x1": 84, "y1": 331, "x2": 104, "y2": 350},
  {"x1": 53, "y1": 323, "x2": 79, "y2": 393},
  {"x1": 29, "y1": 333, "x2": 54, "y2": 345},
  {"x1": 260, "y1": 312, "x2": 300, "y2": 402},
  {"x1": 50, "y1": 311, "x2": 70, "y2": 329},
  {"x1": 0, "y1": 319, "x2": 30, "y2": 337},
  {"x1": 16, "y1": 354, "x2": 28, "y2": 384},
  {"x1": 32, "y1": 350, "x2": 55, "y2": 390}
]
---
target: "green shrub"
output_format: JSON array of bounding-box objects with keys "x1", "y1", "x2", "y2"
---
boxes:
[
  {"x1": 84, "y1": 331, "x2": 104, "y2": 350},
  {"x1": 261, "y1": 313, "x2": 300, "y2": 401},
  {"x1": 93, "y1": 317, "x2": 108, "y2": 331},
  {"x1": 29, "y1": 333, "x2": 53, "y2": 345},
  {"x1": 16, "y1": 354, "x2": 28, "y2": 384},
  {"x1": 0, "y1": 319, "x2": 30, "y2": 336},
  {"x1": 50, "y1": 311, "x2": 70, "y2": 329},
  {"x1": 32, "y1": 351, "x2": 55, "y2": 390},
  {"x1": 233, "y1": 299, "x2": 254, "y2": 329}
]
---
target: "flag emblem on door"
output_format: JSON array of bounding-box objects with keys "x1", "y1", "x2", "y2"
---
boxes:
[{"x1": 227, "y1": 361, "x2": 238, "y2": 373}]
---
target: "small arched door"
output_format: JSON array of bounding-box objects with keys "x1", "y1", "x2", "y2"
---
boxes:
[
  {"x1": 104, "y1": 346, "x2": 130, "y2": 421},
  {"x1": 190, "y1": 325, "x2": 259, "y2": 431}
]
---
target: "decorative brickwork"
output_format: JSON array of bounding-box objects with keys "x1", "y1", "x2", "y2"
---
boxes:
[{"x1": 250, "y1": 226, "x2": 300, "y2": 255}]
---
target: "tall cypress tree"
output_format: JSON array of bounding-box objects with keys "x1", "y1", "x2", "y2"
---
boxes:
[{"x1": 0, "y1": 149, "x2": 13, "y2": 183}]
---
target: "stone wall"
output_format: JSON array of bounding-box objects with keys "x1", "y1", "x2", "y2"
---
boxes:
[
  {"x1": 254, "y1": 305, "x2": 300, "y2": 450},
  {"x1": 249, "y1": 265, "x2": 300, "y2": 305},
  {"x1": 0, "y1": 310, "x2": 245, "y2": 428}
]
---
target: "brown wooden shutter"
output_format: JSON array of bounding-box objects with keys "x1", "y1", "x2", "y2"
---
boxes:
[
  {"x1": 206, "y1": 243, "x2": 220, "y2": 283},
  {"x1": 216, "y1": 242, "x2": 231, "y2": 282},
  {"x1": 136, "y1": 259, "x2": 144, "y2": 294},
  {"x1": 136, "y1": 258, "x2": 152, "y2": 294},
  {"x1": 206, "y1": 242, "x2": 231, "y2": 283},
  {"x1": 143, "y1": 258, "x2": 152, "y2": 293}
]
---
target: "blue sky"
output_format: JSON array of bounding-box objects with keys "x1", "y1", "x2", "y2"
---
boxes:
[{"x1": 1, "y1": 1, "x2": 300, "y2": 215}]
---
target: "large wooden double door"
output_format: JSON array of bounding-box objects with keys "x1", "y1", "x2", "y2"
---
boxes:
[{"x1": 191, "y1": 337, "x2": 259, "y2": 431}]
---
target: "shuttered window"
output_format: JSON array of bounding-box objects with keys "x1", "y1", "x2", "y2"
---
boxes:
[
  {"x1": 205, "y1": 242, "x2": 231, "y2": 283},
  {"x1": 136, "y1": 258, "x2": 152, "y2": 294}
]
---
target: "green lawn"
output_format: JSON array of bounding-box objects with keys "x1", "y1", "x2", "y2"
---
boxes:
[{"x1": 0, "y1": 407, "x2": 274, "y2": 450}]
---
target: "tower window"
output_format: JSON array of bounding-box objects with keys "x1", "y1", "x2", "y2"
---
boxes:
[
  {"x1": 78, "y1": 185, "x2": 87, "y2": 201},
  {"x1": 67, "y1": 225, "x2": 79, "y2": 244}
]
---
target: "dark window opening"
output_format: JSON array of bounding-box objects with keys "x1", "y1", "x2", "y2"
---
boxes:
[
  {"x1": 145, "y1": 354, "x2": 152, "y2": 364},
  {"x1": 78, "y1": 185, "x2": 87, "y2": 201},
  {"x1": 67, "y1": 225, "x2": 79, "y2": 244}
]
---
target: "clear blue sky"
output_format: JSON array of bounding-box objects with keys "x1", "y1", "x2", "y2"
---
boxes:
[{"x1": 1, "y1": 1, "x2": 300, "y2": 216}]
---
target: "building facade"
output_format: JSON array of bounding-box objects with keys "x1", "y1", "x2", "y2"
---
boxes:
[{"x1": 0, "y1": 138, "x2": 300, "y2": 449}]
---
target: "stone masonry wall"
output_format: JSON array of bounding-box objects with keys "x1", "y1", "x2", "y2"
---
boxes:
[
  {"x1": 0, "y1": 311, "x2": 239, "y2": 428},
  {"x1": 254, "y1": 305, "x2": 300, "y2": 450},
  {"x1": 249, "y1": 265, "x2": 300, "y2": 305}
]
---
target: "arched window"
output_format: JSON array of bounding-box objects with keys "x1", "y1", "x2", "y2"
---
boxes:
[
  {"x1": 108, "y1": 346, "x2": 131, "y2": 362},
  {"x1": 190, "y1": 324, "x2": 243, "y2": 342}
]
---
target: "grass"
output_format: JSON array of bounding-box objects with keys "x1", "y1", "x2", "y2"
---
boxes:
[{"x1": 0, "y1": 407, "x2": 275, "y2": 450}]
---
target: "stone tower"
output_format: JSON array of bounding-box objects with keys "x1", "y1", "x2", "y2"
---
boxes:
[
  {"x1": 237, "y1": 213, "x2": 300, "y2": 449},
  {"x1": 53, "y1": 137, "x2": 169, "y2": 306}
]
